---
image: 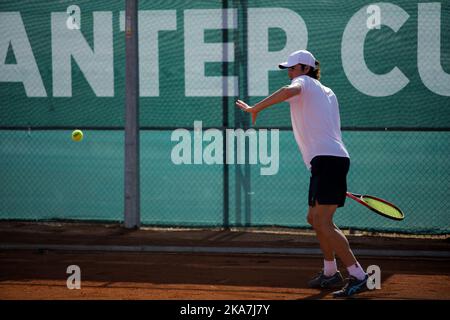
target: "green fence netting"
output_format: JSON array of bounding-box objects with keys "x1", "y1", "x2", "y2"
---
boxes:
[{"x1": 1, "y1": 0, "x2": 449, "y2": 234}]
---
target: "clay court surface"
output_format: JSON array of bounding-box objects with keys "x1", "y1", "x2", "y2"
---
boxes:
[{"x1": 0, "y1": 222, "x2": 449, "y2": 300}]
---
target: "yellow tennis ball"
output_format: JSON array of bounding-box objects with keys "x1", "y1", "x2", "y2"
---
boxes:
[{"x1": 72, "y1": 129, "x2": 83, "y2": 142}]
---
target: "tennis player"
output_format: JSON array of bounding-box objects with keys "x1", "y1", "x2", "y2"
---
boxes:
[{"x1": 235, "y1": 49, "x2": 368, "y2": 297}]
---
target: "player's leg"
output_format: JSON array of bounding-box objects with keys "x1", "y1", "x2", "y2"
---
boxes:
[
  {"x1": 307, "y1": 157, "x2": 345, "y2": 288},
  {"x1": 307, "y1": 205, "x2": 344, "y2": 288},
  {"x1": 307, "y1": 206, "x2": 334, "y2": 260},
  {"x1": 311, "y1": 202, "x2": 369, "y2": 297},
  {"x1": 309, "y1": 208, "x2": 354, "y2": 267},
  {"x1": 312, "y1": 203, "x2": 357, "y2": 267}
]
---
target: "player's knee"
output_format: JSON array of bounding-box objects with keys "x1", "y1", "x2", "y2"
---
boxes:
[{"x1": 313, "y1": 218, "x2": 333, "y2": 234}]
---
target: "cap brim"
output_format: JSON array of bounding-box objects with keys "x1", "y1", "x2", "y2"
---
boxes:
[{"x1": 278, "y1": 62, "x2": 292, "y2": 69}]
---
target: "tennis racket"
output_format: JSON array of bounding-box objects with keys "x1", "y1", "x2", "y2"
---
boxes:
[{"x1": 346, "y1": 192, "x2": 405, "y2": 221}]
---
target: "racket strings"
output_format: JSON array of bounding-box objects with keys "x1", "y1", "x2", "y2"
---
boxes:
[{"x1": 363, "y1": 197, "x2": 404, "y2": 219}]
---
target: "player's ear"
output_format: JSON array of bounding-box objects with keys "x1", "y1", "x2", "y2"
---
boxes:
[{"x1": 299, "y1": 64, "x2": 308, "y2": 73}]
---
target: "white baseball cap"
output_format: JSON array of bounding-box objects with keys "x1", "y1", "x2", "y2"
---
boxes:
[{"x1": 278, "y1": 49, "x2": 317, "y2": 69}]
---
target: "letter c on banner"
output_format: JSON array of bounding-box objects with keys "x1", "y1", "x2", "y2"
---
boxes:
[{"x1": 342, "y1": 3, "x2": 409, "y2": 97}]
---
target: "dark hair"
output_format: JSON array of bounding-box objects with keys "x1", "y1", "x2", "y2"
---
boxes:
[{"x1": 300, "y1": 60, "x2": 320, "y2": 80}]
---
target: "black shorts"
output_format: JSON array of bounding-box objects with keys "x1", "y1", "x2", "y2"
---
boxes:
[{"x1": 308, "y1": 155, "x2": 350, "y2": 208}]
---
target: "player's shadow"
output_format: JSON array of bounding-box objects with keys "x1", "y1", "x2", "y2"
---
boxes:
[{"x1": 302, "y1": 289, "x2": 333, "y2": 300}]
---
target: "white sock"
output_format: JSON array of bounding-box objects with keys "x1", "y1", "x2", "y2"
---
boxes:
[
  {"x1": 323, "y1": 259, "x2": 338, "y2": 277},
  {"x1": 347, "y1": 262, "x2": 367, "y2": 280}
]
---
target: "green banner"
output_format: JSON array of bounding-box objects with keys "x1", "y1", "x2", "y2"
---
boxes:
[
  {"x1": 1, "y1": 0, "x2": 449, "y2": 128},
  {"x1": 1, "y1": 1, "x2": 449, "y2": 234}
]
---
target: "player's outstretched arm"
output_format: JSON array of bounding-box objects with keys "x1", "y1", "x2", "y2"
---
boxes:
[{"x1": 235, "y1": 84, "x2": 301, "y2": 124}]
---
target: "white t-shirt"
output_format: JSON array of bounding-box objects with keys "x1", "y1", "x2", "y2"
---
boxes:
[{"x1": 286, "y1": 75, "x2": 349, "y2": 170}]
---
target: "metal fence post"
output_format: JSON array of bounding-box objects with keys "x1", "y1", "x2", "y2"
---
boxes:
[{"x1": 124, "y1": 0, "x2": 140, "y2": 229}]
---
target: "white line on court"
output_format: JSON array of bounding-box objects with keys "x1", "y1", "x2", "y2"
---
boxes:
[{"x1": 0, "y1": 244, "x2": 449, "y2": 258}]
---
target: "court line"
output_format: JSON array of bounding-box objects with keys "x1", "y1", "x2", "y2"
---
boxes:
[{"x1": 0, "y1": 244, "x2": 449, "y2": 258}]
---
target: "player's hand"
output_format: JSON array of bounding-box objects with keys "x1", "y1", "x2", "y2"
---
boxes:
[
  {"x1": 235, "y1": 100, "x2": 258, "y2": 125},
  {"x1": 235, "y1": 100, "x2": 253, "y2": 112}
]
